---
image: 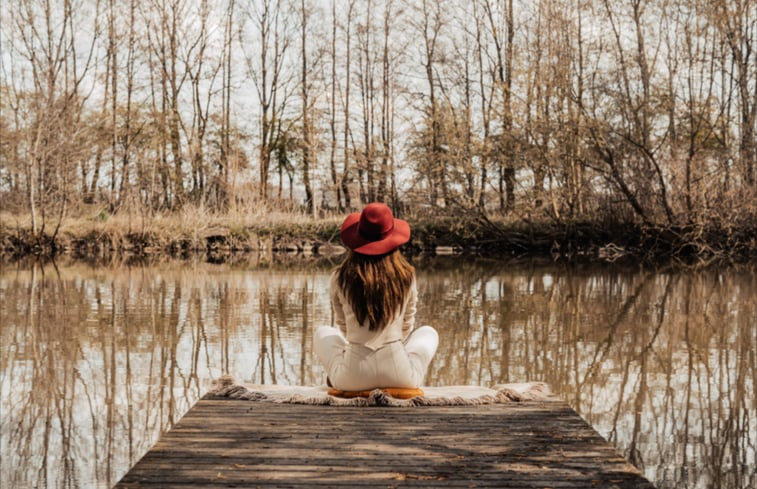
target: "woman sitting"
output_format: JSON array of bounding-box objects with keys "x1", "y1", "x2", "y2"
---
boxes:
[{"x1": 314, "y1": 202, "x2": 439, "y2": 392}]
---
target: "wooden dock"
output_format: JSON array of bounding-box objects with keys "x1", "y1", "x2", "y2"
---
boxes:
[{"x1": 117, "y1": 399, "x2": 654, "y2": 488}]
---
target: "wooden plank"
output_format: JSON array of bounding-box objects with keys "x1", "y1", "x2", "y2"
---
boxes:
[{"x1": 117, "y1": 400, "x2": 655, "y2": 488}]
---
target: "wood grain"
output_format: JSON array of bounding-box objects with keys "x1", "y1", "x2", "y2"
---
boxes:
[{"x1": 116, "y1": 400, "x2": 655, "y2": 488}]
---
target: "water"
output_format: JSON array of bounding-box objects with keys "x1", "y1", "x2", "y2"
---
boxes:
[{"x1": 0, "y1": 256, "x2": 754, "y2": 489}]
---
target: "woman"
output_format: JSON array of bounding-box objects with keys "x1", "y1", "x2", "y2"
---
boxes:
[{"x1": 314, "y1": 202, "x2": 439, "y2": 391}]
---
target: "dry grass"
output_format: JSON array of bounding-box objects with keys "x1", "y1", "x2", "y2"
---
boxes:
[
  {"x1": 3, "y1": 197, "x2": 756, "y2": 261},
  {"x1": 0, "y1": 202, "x2": 344, "y2": 253}
]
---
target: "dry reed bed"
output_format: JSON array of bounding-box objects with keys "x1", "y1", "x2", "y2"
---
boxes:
[{"x1": 2, "y1": 206, "x2": 757, "y2": 263}]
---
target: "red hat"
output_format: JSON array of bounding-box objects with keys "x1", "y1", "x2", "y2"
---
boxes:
[{"x1": 340, "y1": 202, "x2": 410, "y2": 255}]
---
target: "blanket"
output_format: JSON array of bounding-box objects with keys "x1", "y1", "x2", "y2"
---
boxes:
[{"x1": 205, "y1": 375, "x2": 553, "y2": 407}]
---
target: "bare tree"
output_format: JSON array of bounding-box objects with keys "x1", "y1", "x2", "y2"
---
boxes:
[
  {"x1": 473, "y1": 0, "x2": 497, "y2": 208},
  {"x1": 341, "y1": 0, "x2": 356, "y2": 209},
  {"x1": 243, "y1": 0, "x2": 293, "y2": 201},
  {"x1": 299, "y1": 0, "x2": 314, "y2": 213},
  {"x1": 355, "y1": 0, "x2": 376, "y2": 203},
  {"x1": 482, "y1": 0, "x2": 515, "y2": 213},
  {"x1": 377, "y1": 0, "x2": 399, "y2": 204},
  {"x1": 7, "y1": 0, "x2": 98, "y2": 235},
  {"x1": 419, "y1": 0, "x2": 446, "y2": 206},
  {"x1": 709, "y1": 0, "x2": 757, "y2": 188},
  {"x1": 328, "y1": 0, "x2": 341, "y2": 209}
]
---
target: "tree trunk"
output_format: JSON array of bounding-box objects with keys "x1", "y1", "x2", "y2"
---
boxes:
[
  {"x1": 329, "y1": 0, "x2": 340, "y2": 210},
  {"x1": 300, "y1": 0, "x2": 313, "y2": 213},
  {"x1": 341, "y1": 1, "x2": 355, "y2": 209}
]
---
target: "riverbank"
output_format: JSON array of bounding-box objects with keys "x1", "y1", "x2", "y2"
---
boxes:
[
  {"x1": 0, "y1": 209, "x2": 344, "y2": 259},
  {"x1": 2, "y1": 208, "x2": 756, "y2": 263}
]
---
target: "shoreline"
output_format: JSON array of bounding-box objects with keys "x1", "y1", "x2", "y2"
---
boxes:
[{"x1": 2, "y1": 213, "x2": 756, "y2": 265}]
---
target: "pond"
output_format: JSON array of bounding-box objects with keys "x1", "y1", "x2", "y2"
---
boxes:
[{"x1": 0, "y1": 256, "x2": 754, "y2": 489}]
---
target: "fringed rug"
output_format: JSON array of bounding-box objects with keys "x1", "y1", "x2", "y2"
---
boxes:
[{"x1": 205, "y1": 375, "x2": 553, "y2": 407}]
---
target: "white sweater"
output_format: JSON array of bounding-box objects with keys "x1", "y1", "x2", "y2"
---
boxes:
[{"x1": 329, "y1": 271, "x2": 417, "y2": 351}]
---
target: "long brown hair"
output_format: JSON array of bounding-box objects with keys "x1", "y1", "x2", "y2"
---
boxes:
[{"x1": 337, "y1": 249, "x2": 415, "y2": 331}]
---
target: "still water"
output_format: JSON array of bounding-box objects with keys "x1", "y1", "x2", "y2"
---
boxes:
[{"x1": 0, "y1": 256, "x2": 754, "y2": 489}]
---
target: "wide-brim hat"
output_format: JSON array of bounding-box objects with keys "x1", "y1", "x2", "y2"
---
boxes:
[{"x1": 340, "y1": 202, "x2": 410, "y2": 255}]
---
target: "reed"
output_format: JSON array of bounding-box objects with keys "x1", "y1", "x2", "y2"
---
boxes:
[
  {"x1": 0, "y1": 202, "x2": 343, "y2": 256},
  {"x1": 2, "y1": 198, "x2": 756, "y2": 262}
]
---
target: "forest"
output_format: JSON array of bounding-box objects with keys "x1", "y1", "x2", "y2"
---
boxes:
[{"x1": 1, "y1": 0, "x2": 756, "y2": 257}]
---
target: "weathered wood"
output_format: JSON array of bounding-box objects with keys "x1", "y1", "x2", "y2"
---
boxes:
[{"x1": 117, "y1": 400, "x2": 655, "y2": 488}]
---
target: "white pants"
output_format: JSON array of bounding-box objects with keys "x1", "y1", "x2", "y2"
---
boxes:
[{"x1": 313, "y1": 325, "x2": 439, "y2": 391}]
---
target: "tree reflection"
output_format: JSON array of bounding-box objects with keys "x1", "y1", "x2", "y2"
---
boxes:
[{"x1": 0, "y1": 259, "x2": 754, "y2": 489}]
